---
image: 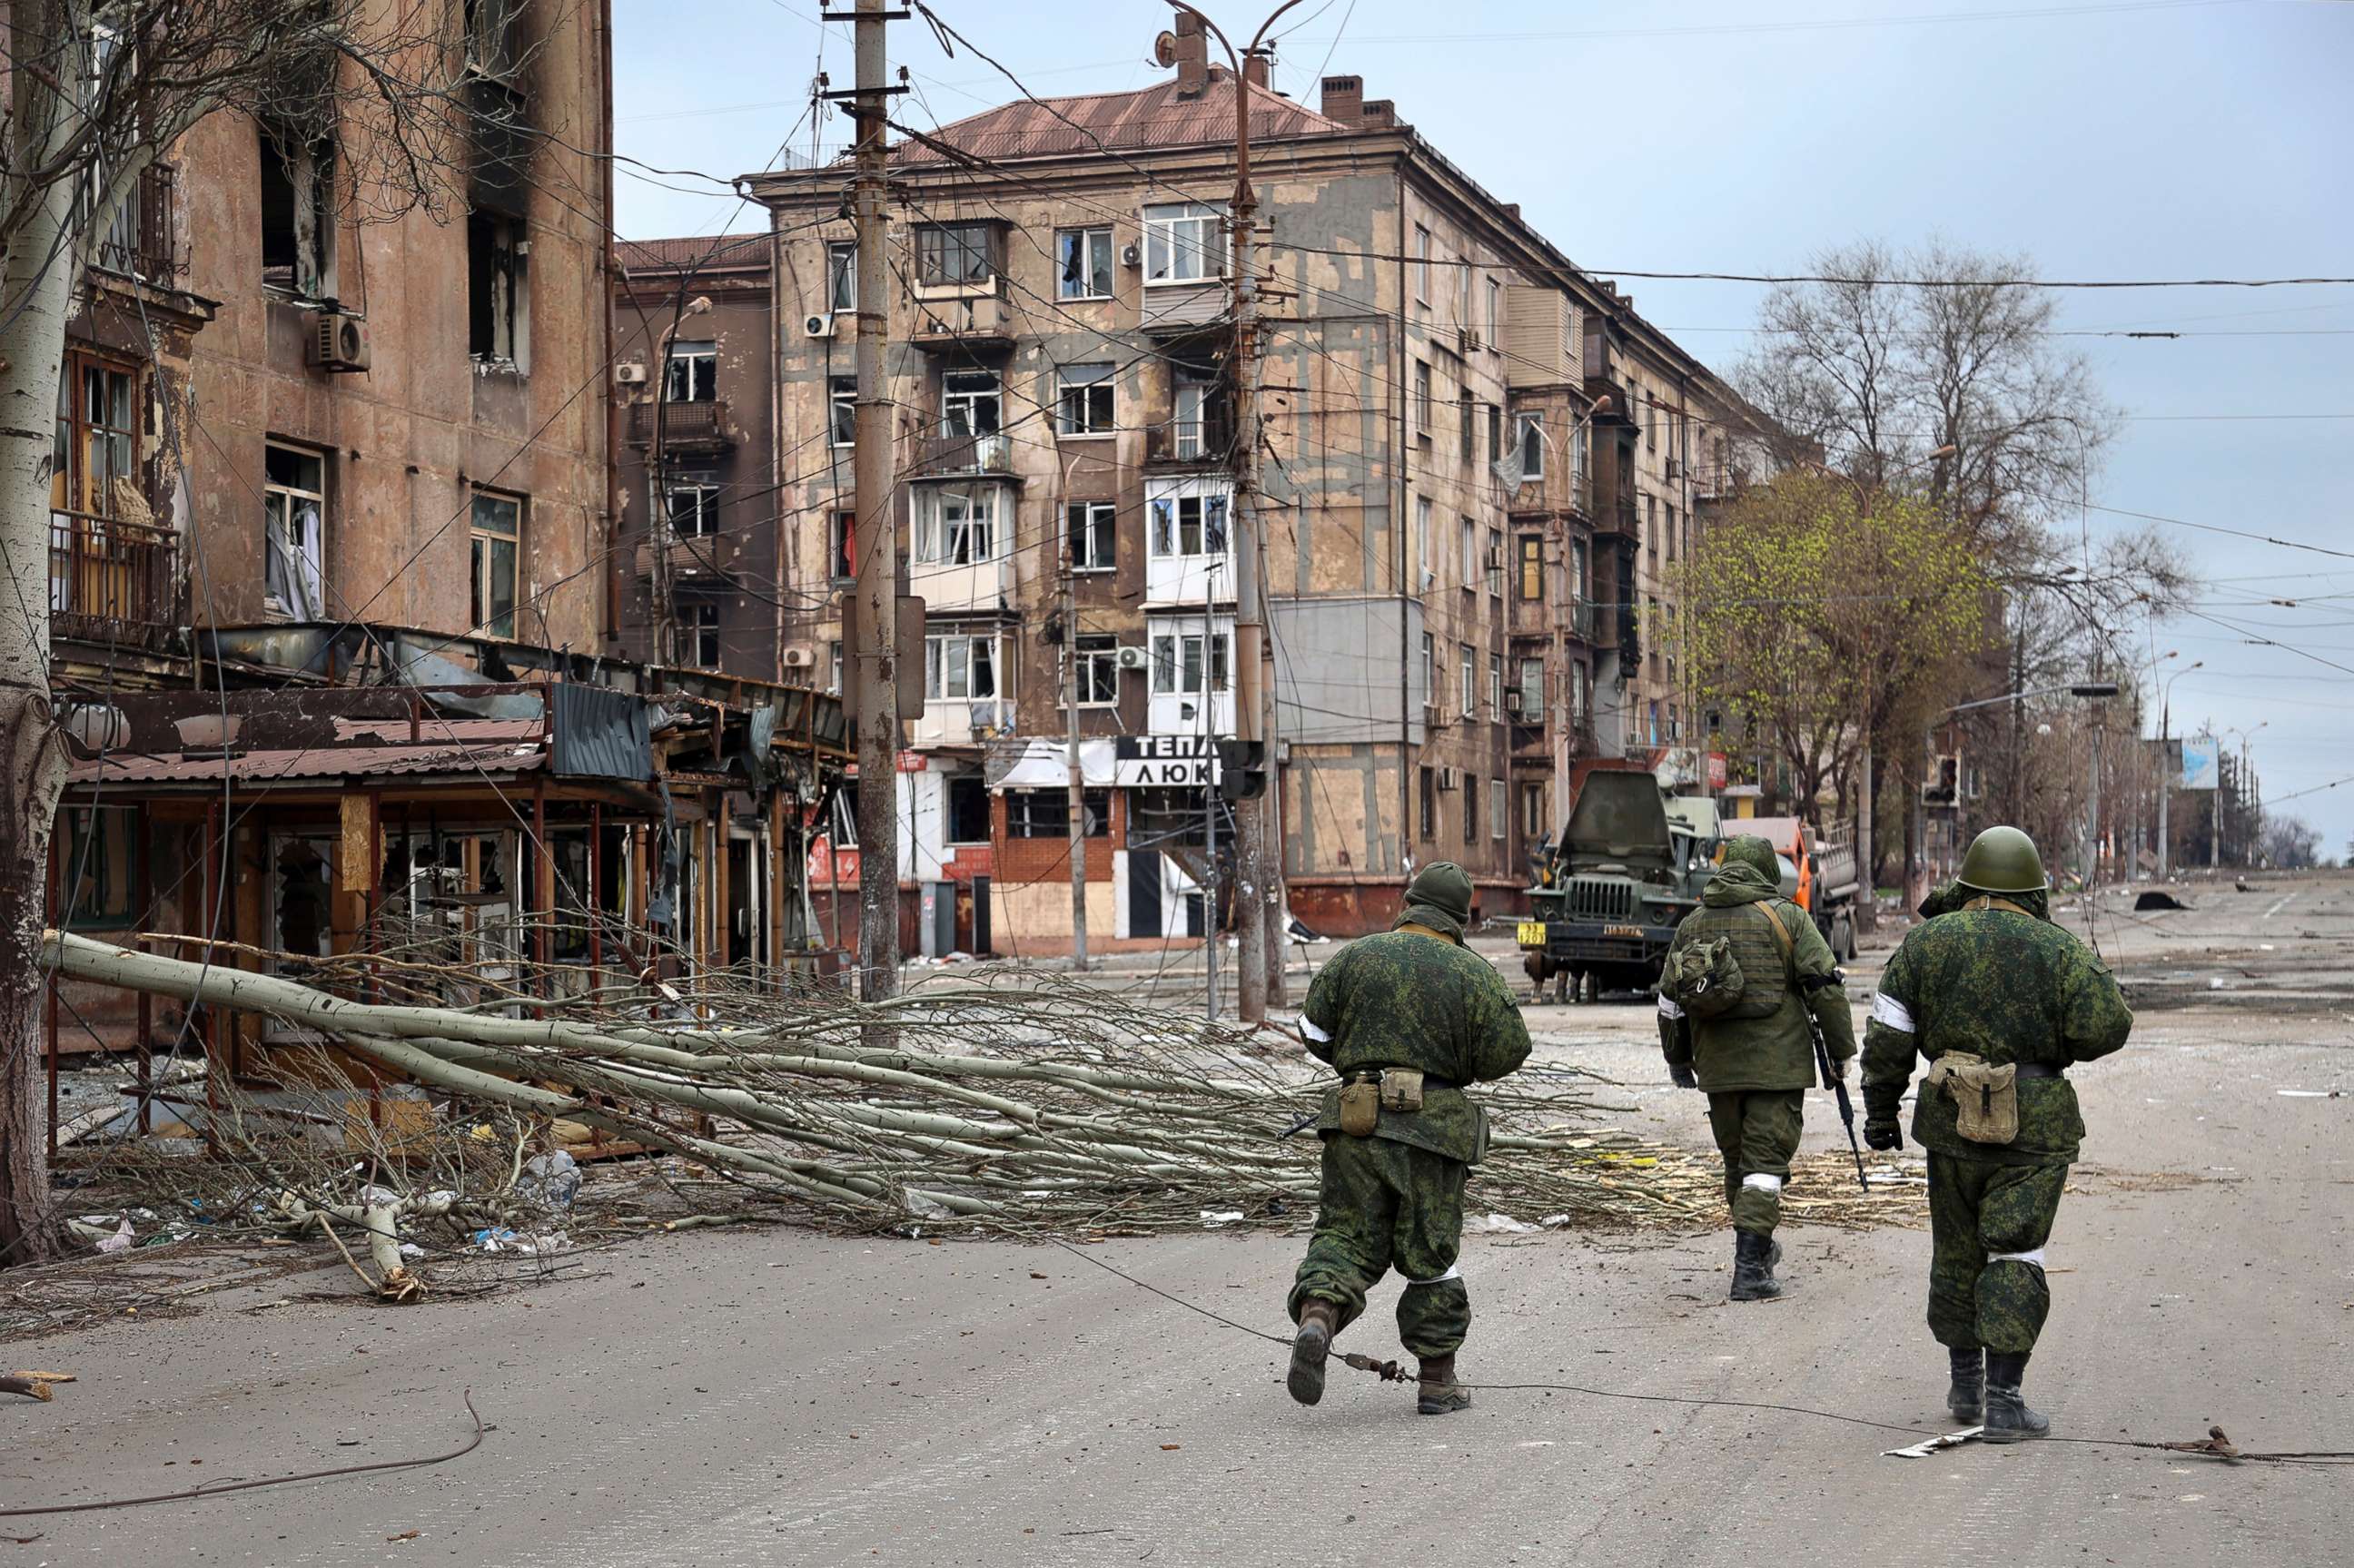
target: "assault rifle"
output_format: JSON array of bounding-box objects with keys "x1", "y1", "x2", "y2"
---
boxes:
[{"x1": 1804, "y1": 985, "x2": 1869, "y2": 1190}]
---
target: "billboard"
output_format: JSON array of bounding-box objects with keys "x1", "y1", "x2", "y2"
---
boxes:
[{"x1": 2178, "y1": 735, "x2": 2220, "y2": 792}]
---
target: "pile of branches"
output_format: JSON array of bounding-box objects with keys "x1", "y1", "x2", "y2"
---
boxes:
[{"x1": 44, "y1": 932, "x2": 1916, "y2": 1250}]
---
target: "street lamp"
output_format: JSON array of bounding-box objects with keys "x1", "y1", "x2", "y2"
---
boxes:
[
  {"x1": 2157, "y1": 657, "x2": 2202, "y2": 880},
  {"x1": 2218, "y1": 722, "x2": 2267, "y2": 870}
]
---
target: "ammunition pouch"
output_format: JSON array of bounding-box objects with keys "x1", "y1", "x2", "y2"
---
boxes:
[
  {"x1": 1339, "y1": 1079, "x2": 1380, "y2": 1137},
  {"x1": 1927, "y1": 1051, "x2": 2019, "y2": 1145},
  {"x1": 1379, "y1": 1067, "x2": 1426, "y2": 1114}
]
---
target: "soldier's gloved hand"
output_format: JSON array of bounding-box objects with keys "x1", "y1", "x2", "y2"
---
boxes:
[
  {"x1": 1669, "y1": 1063, "x2": 1698, "y2": 1090},
  {"x1": 1829, "y1": 1055, "x2": 1853, "y2": 1083},
  {"x1": 1864, "y1": 1118, "x2": 1904, "y2": 1151}
]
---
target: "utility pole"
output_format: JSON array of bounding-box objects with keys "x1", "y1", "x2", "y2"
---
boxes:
[
  {"x1": 1063, "y1": 537, "x2": 1090, "y2": 970},
  {"x1": 1171, "y1": 3, "x2": 1307, "y2": 1023},
  {"x1": 847, "y1": 0, "x2": 899, "y2": 1004}
]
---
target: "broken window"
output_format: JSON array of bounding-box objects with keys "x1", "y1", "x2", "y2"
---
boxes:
[
  {"x1": 1068, "y1": 500, "x2": 1115, "y2": 572},
  {"x1": 1057, "y1": 362, "x2": 1114, "y2": 436},
  {"x1": 1172, "y1": 376, "x2": 1229, "y2": 459},
  {"x1": 268, "y1": 833, "x2": 336, "y2": 969},
  {"x1": 58, "y1": 806, "x2": 138, "y2": 931},
  {"x1": 677, "y1": 597, "x2": 719, "y2": 666},
  {"x1": 945, "y1": 774, "x2": 993, "y2": 844},
  {"x1": 1071, "y1": 635, "x2": 1119, "y2": 705},
  {"x1": 260, "y1": 123, "x2": 336, "y2": 298},
  {"x1": 664, "y1": 339, "x2": 715, "y2": 403},
  {"x1": 470, "y1": 490, "x2": 521, "y2": 637},
  {"x1": 263, "y1": 443, "x2": 327, "y2": 619},
  {"x1": 914, "y1": 485, "x2": 998, "y2": 565},
  {"x1": 941, "y1": 370, "x2": 1002, "y2": 438},
  {"x1": 916, "y1": 222, "x2": 994, "y2": 286},
  {"x1": 1008, "y1": 789, "x2": 1111, "y2": 838},
  {"x1": 1147, "y1": 493, "x2": 1227, "y2": 557},
  {"x1": 827, "y1": 508, "x2": 856, "y2": 583},
  {"x1": 1142, "y1": 202, "x2": 1222, "y2": 284},
  {"x1": 464, "y1": 0, "x2": 524, "y2": 81},
  {"x1": 1464, "y1": 772, "x2": 1479, "y2": 845},
  {"x1": 51, "y1": 353, "x2": 136, "y2": 523},
  {"x1": 1419, "y1": 766, "x2": 1436, "y2": 840},
  {"x1": 1516, "y1": 410, "x2": 1546, "y2": 478},
  {"x1": 826, "y1": 241, "x2": 856, "y2": 311},
  {"x1": 468, "y1": 212, "x2": 528, "y2": 366},
  {"x1": 925, "y1": 634, "x2": 998, "y2": 701},
  {"x1": 829, "y1": 376, "x2": 856, "y2": 446},
  {"x1": 667, "y1": 480, "x2": 720, "y2": 538},
  {"x1": 1057, "y1": 226, "x2": 1114, "y2": 300}
]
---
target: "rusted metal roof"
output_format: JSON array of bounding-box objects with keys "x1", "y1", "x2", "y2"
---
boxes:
[
  {"x1": 331, "y1": 717, "x2": 544, "y2": 745},
  {"x1": 898, "y1": 66, "x2": 1345, "y2": 165},
  {"x1": 69, "y1": 743, "x2": 549, "y2": 789},
  {"x1": 617, "y1": 233, "x2": 770, "y2": 272}
]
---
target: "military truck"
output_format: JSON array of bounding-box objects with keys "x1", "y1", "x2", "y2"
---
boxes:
[{"x1": 1518, "y1": 767, "x2": 1719, "y2": 1001}]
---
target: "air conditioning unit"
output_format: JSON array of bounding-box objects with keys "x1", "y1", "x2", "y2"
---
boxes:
[
  {"x1": 1121, "y1": 242, "x2": 1142, "y2": 269},
  {"x1": 615, "y1": 361, "x2": 648, "y2": 385},
  {"x1": 1437, "y1": 766, "x2": 1460, "y2": 791},
  {"x1": 1114, "y1": 646, "x2": 1151, "y2": 671},
  {"x1": 781, "y1": 644, "x2": 816, "y2": 669},
  {"x1": 804, "y1": 312, "x2": 836, "y2": 339},
  {"x1": 308, "y1": 310, "x2": 371, "y2": 374}
]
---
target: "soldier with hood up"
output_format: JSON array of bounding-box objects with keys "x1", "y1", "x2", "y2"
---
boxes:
[
  {"x1": 1286, "y1": 862, "x2": 1532, "y2": 1416},
  {"x1": 1656, "y1": 833, "x2": 1856, "y2": 1300}
]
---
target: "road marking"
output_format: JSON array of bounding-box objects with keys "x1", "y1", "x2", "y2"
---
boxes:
[{"x1": 2262, "y1": 892, "x2": 2297, "y2": 920}]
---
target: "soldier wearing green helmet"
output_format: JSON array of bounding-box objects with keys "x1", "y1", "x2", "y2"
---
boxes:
[
  {"x1": 1862, "y1": 825, "x2": 2133, "y2": 1442},
  {"x1": 1655, "y1": 833, "x2": 1856, "y2": 1301}
]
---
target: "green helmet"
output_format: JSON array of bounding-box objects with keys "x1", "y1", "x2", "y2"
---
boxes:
[{"x1": 1957, "y1": 826, "x2": 2046, "y2": 894}]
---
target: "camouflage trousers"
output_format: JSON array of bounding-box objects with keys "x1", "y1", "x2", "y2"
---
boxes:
[
  {"x1": 1925, "y1": 1153, "x2": 2068, "y2": 1355},
  {"x1": 1705, "y1": 1090, "x2": 1805, "y2": 1237},
  {"x1": 1288, "y1": 1133, "x2": 1471, "y2": 1359}
]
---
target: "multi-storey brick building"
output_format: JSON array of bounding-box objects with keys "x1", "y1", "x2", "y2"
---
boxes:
[{"x1": 741, "y1": 26, "x2": 1752, "y2": 950}]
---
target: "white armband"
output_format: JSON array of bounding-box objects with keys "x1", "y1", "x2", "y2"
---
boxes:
[
  {"x1": 1657, "y1": 994, "x2": 1685, "y2": 1021},
  {"x1": 1300, "y1": 1016, "x2": 1333, "y2": 1044},
  {"x1": 1869, "y1": 992, "x2": 1915, "y2": 1033}
]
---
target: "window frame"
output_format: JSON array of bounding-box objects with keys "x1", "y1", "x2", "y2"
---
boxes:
[
  {"x1": 1056, "y1": 362, "x2": 1116, "y2": 438},
  {"x1": 676, "y1": 597, "x2": 721, "y2": 667},
  {"x1": 1459, "y1": 642, "x2": 1476, "y2": 719},
  {"x1": 1464, "y1": 773, "x2": 1479, "y2": 846},
  {"x1": 666, "y1": 478, "x2": 721, "y2": 539},
  {"x1": 1516, "y1": 533, "x2": 1544, "y2": 602},
  {"x1": 916, "y1": 222, "x2": 994, "y2": 287},
  {"x1": 1489, "y1": 651, "x2": 1503, "y2": 718},
  {"x1": 1516, "y1": 410, "x2": 1546, "y2": 478},
  {"x1": 1486, "y1": 277, "x2": 1501, "y2": 347},
  {"x1": 1414, "y1": 223, "x2": 1432, "y2": 303},
  {"x1": 914, "y1": 485, "x2": 999, "y2": 567},
  {"x1": 664, "y1": 340, "x2": 717, "y2": 404},
  {"x1": 1146, "y1": 491, "x2": 1229, "y2": 559},
  {"x1": 1459, "y1": 517, "x2": 1477, "y2": 591},
  {"x1": 469, "y1": 489, "x2": 523, "y2": 640},
  {"x1": 1517, "y1": 656, "x2": 1545, "y2": 722},
  {"x1": 58, "y1": 805, "x2": 140, "y2": 932},
  {"x1": 941, "y1": 369, "x2": 1003, "y2": 438},
  {"x1": 1149, "y1": 629, "x2": 1231, "y2": 696},
  {"x1": 828, "y1": 376, "x2": 856, "y2": 447},
  {"x1": 1008, "y1": 787, "x2": 1113, "y2": 839},
  {"x1": 1068, "y1": 499, "x2": 1116, "y2": 573},
  {"x1": 925, "y1": 632, "x2": 1001, "y2": 702},
  {"x1": 262, "y1": 440, "x2": 327, "y2": 620},
  {"x1": 1490, "y1": 778, "x2": 1508, "y2": 841},
  {"x1": 1419, "y1": 765, "x2": 1437, "y2": 840},
  {"x1": 1487, "y1": 527, "x2": 1505, "y2": 597},
  {"x1": 1142, "y1": 202, "x2": 1225, "y2": 286},
  {"x1": 1056, "y1": 225, "x2": 1115, "y2": 301},
  {"x1": 826, "y1": 241, "x2": 856, "y2": 312},
  {"x1": 1413, "y1": 360, "x2": 1432, "y2": 435},
  {"x1": 1070, "y1": 635, "x2": 1120, "y2": 706}
]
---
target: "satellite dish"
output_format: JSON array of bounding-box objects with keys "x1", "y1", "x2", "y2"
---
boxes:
[{"x1": 1152, "y1": 30, "x2": 1178, "y2": 67}]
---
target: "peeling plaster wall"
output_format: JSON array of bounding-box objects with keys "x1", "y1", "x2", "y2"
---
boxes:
[{"x1": 178, "y1": 0, "x2": 611, "y2": 654}]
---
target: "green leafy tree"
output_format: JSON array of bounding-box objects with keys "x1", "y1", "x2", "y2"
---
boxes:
[{"x1": 1673, "y1": 470, "x2": 1994, "y2": 839}]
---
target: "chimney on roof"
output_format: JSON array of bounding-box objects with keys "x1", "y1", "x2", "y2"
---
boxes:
[
  {"x1": 1174, "y1": 13, "x2": 1209, "y2": 98},
  {"x1": 1500, "y1": 202, "x2": 1520, "y2": 222},
  {"x1": 1320, "y1": 74, "x2": 1362, "y2": 126},
  {"x1": 1360, "y1": 98, "x2": 1397, "y2": 129},
  {"x1": 1243, "y1": 52, "x2": 1270, "y2": 90}
]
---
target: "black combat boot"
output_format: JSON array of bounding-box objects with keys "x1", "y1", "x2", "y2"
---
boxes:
[
  {"x1": 1288, "y1": 1299, "x2": 1337, "y2": 1406},
  {"x1": 1982, "y1": 1352, "x2": 2051, "y2": 1443},
  {"x1": 1729, "y1": 1230, "x2": 1783, "y2": 1301},
  {"x1": 1416, "y1": 1352, "x2": 1471, "y2": 1415},
  {"x1": 1946, "y1": 1346, "x2": 1985, "y2": 1424}
]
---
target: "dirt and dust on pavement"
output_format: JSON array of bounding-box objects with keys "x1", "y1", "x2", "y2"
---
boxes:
[{"x1": 2, "y1": 873, "x2": 2349, "y2": 1567}]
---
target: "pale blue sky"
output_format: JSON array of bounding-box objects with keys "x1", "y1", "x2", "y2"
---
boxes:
[{"x1": 614, "y1": 0, "x2": 2354, "y2": 856}]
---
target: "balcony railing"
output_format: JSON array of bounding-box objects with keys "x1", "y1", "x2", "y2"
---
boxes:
[
  {"x1": 1143, "y1": 419, "x2": 1235, "y2": 468},
  {"x1": 628, "y1": 398, "x2": 733, "y2": 449},
  {"x1": 634, "y1": 529, "x2": 726, "y2": 582},
  {"x1": 93, "y1": 164, "x2": 186, "y2": 283},
  {"x1": 906, "y1": 429, "x2": 1015, "y2": 480},
  {"x1": 49, "y1": 513, "x2": 180, "y2": 649}
]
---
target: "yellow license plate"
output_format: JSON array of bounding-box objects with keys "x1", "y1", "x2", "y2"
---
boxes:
[
  {"x1": 1603, "y1": 923, "x2": 1644, "y2": 939},
  {"x1": 1517, "y1": 922, "x2": 1548, "y2": 946}
]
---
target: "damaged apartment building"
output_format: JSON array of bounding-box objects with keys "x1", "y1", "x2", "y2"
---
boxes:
[
  {"x1": 44, "y1": 1, "x2": 850, "y2": 1103},
  {"x1": 709, "y1": 20, "x2": 1763, "y2": 951}
]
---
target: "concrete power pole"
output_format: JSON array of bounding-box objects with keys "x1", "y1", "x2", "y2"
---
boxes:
[
  {"x1": 849, "y1": 0, "x2": 900, "y2": 1003},
  {"x1": 1176, "y1": 2, "x2": 1308, "y2": 1024},
  {"x1": 1063, "y1": 538, "x2": 1090, "y2": 970}
]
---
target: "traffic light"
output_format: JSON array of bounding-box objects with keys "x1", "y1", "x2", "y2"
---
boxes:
[{"x1": 1216, "y1": 739, "x2": 1266, "y2": 802}]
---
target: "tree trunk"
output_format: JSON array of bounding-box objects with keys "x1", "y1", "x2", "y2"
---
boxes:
[{"x1": 0, "y1": 149, "x2": 83, "y2": 1267}]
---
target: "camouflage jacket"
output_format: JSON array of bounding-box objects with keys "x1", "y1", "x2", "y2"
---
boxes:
[
  {"x1": 1861, "y1": 900, "x2": 2133, "y2": 1164},
  {"x1": 1656, "y1": 862, "x2": 1856, "y2": 1092},
  {"x1": 1301, "y1": 927, "x2": 1532, "y2": 1163}
]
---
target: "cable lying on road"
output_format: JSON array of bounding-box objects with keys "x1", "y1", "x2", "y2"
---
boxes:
[
  {"x1": 1044, "y1": 1239, "x2": 2352, "y2": 1468},
  {"x1": 0, "y1": 1391, "x2": 489, "y2": 1516}
]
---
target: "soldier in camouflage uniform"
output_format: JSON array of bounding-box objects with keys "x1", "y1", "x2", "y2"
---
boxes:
[
  {"x1": 1656, "y1": 834, "x2": 1855, "y2": 1300},
  {"x1": 1862, "y1": 826, "x2": 2133, "y2": 1442},
  {"x1": 1288, "y1": 862, "x2": 1532, "y2": 1415}
]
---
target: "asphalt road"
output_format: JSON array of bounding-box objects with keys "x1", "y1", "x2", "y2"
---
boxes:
[{"x1": 5, "y1": 874, "x2": 2349, "y2": 1566}]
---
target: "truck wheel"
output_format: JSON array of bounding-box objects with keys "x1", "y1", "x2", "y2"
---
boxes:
[{"x1": 1833, "y1": 914, "x2": 1855, "y2": 962}]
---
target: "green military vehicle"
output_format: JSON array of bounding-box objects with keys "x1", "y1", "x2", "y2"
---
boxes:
[{"x1": 1518, "y1": 768, "x2": 1721, "y2": 1001}]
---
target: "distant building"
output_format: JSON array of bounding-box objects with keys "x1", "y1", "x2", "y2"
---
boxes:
[{"x1": 741, "y1": 23, "x2": 1754, "y2": 948}]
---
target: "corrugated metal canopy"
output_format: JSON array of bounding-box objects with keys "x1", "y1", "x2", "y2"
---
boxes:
[{"x1": 69, "y1": 743, "x2": 548, "y2": 788}]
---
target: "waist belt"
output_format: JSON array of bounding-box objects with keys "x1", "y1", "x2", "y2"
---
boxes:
[
  {"x1": 2011, "y1": 1062, "x2": 2063, "y2": 1080},
  {"x1": 1342, "y1": 1070, "x2": 1464, "y2": 1091}
]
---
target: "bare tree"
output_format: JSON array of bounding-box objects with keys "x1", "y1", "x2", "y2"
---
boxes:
[
  {"x1": 2259, "y1": 815, "x2": 2319, "y2": 872},
  {"x1": 0, "y1": 0, "x2": 472, "y2": 1265}
]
